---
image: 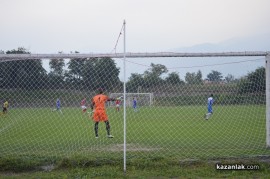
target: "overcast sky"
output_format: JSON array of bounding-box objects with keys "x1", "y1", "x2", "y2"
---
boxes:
[{"x1": 0, "y1": 0, "x2": 269, "y2": 79}]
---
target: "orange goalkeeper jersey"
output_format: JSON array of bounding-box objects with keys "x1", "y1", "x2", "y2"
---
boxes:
[{"x1": 92, "y1": 94, "x2": 109, "y2": 111}]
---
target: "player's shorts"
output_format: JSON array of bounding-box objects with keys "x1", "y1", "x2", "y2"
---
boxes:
[
  {"x1": 208, "y1": 106, "x2": 213, "y2": 113},
  {"x1": 3, "y1": 107, "x2": 7, "y2": 112},
  {"x1": 116, "y1": 104, "x2": 120, "y2": 107},
  {"x1": 93, "y1": 109, "x2": 108, "y2": 122},
  {"x1": 81, "y1": 105, "x2": 87, "y2": 110}
]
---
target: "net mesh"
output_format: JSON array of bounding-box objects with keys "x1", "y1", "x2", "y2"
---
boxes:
[
  {"x1": 0, "y1": 53, "x2": 269, "y2": 162},
  {"x1": 109, "y1": 93, "x2": 153, "y2": 107}
]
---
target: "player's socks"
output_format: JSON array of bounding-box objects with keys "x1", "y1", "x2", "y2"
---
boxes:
[
  {"x1": 105, "y1": 121, "x2": 111, "y2": 136},
  {"x1": 94, "y1": 122, "x2": 99, "y2": 137}
]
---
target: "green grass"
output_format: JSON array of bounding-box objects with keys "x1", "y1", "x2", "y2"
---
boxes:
[
  {"x1": 0, "y1": 105, "x2": 270, "y2": 176},
  {"x1": 1, "y1": 157, "x2": 270, "y2": 178}
]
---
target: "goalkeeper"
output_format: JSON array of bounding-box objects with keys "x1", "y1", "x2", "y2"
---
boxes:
[{"x1": 91, "y1": 88, "x2": 116, "y2": 138}]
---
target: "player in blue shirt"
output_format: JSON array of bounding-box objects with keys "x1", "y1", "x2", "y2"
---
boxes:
[
  {"x1": 53, "y1": 98, "x2": 63, "y2": 114},
  {"x1": 205, "y1": 94, "x2": 214, "y2": 120},
  {"x1": 133, "y1": 97, "x2": 137, "y2": 112}
]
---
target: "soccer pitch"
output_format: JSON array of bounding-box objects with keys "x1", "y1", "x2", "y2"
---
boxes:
[{"x1": 0, "y1": 105, "x2": 269, "y2": 161}]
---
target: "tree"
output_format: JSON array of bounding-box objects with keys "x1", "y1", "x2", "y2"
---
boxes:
[
  {"x1": 81, "y1": 58, "x2": 96, "y2": 90},
  {"x1": 66, "y1": 54, "x2": 87, "y2": 88},
  {"x1": 48, "y1": 56, "x2": 65, "y2": 89},
  {"x1": 82, "y1": 57, "x2": 120, "y2": 90},
  {"x1": 207, "y1": 70, "x2": 223, "y2": 82},
  {"x1": 143, "y1": 63, "x2": 168, "y2": 87},
  {"x1": 185, "y1": 70, "x2": 203, "y2": 84},
  {"x1": 126, "y1": 63, "x2": 169, "y2": 91},
  {"x1": 49, "y1": 59, "x2": 65, "y2": 76},
  {"x1": 66, "y1": 52, "x2": 85, "y2": 79},
  {"x1": 195, "y1": 70, "x2": 203, "y2": 84},
  {"x1": 126, "y1": 73, "x2": 144, "y2": 92},
  {"x1": 165, "y1": 72, "x2": 184, "y2": 85},
  {"x1": 238, "y1": 67, "x2": 265, "y2": 93},
  {"x1": 0, "y1": 47, "x2": 47, "y2": 89},
  {"x1": 147, "y1": 63, "x2": 168, "y2": 77},
  {"x1": 95, "y1": 57, "x2": 121, "y2": 90},
  {"x1": 225, "y1": 74, "x2": 235, "y2": 83}
]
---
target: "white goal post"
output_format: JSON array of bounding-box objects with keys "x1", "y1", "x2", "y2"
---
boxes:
[
  {"x1": 109, "y1": 93, "x2": 154, "y2": 107},
  {"x1": 266, "y1": 54, "x2": 270, "y2": 148}
]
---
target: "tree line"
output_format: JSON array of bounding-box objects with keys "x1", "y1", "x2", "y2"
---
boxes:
[
  {"x1": 0, "y1": 48, "x2": 121, "y2": 90},
  {"x1": 126, "y1": 62, "x2": 265, "y2": 94},
  {"x1": 0, "y1": 48, "x2": 265, "y2": 94}
]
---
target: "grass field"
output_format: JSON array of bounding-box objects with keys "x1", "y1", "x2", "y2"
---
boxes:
[{"x1": 1, "y1": 105, "x2": 270, "y2": 174}]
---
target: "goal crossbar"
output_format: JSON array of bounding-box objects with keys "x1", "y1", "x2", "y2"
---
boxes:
[{"x1": 0, "y1": 51, "x2": 269, "y2": 61}]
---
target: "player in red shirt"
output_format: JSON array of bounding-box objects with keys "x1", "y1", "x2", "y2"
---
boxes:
[
  {"x1": 115, "y1": 99, "x2": 121, "y2": 112},
  {"x1": 81, "y1": 98, "x2": 87, "y2": 113}
]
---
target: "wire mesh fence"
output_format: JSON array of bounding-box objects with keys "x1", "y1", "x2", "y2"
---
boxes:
[{"x1": 0, "y1": 53, "x2": 269, "y2": 169}]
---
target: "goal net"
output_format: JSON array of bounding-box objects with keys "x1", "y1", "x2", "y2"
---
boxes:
[{"x1": 0, "y1": 49, "x2": 269, "y2": 169}]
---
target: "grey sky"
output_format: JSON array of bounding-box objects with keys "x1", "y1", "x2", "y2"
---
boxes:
[
  {"x1": 1, "y1": 0, "x2": 269, "y2": 53},
  {"x1": 0, "y1": 0, "x2": 269, "y2": 80}
]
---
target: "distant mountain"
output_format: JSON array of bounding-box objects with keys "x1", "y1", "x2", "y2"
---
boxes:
[
  {"x1": 173, "y1": 33, "x2": 270, "y2": 52},
  {"x1": 118, "y1": 34, "x2": 269, "y2": 81}
]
